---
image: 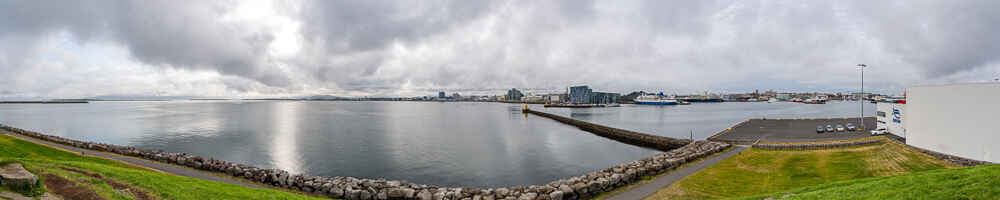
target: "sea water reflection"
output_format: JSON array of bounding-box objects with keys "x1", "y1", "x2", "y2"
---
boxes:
[
  {"x1": 0, "y1": 100, "x2": 872, "y2": 187},
  {"x1": 0, "y1": 101, "x2": 659, "y2": 187}
]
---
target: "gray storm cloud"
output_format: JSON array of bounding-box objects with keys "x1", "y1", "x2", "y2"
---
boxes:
[
  {"x1": 853, "y1": 1, "x2": 1000, "y2": 77},
  {"x1": 1, "y1": 0, "x2": 289, "y2": 88},
  {"x1": 0, "y1": 0, "x2": 998, "y2": 98}
]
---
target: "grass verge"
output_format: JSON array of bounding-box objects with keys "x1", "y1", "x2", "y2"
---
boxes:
[
  {"x1": 0, "y1": 134, "x2": 326, "y2": 200},
  {"x1": 646, "y1": 141, "x2": 955, "y2": 199},
  {"x1": 739, "y1": 164, "x2": 999, "y2": 200}
]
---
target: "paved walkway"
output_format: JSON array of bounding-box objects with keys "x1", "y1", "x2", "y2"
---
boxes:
[
  {"x1": 605, "y1": 146, "x2": 749, "y2": 200},
  {"x1": 1, "y1": 130, "x2": 259, "y2": 188}
]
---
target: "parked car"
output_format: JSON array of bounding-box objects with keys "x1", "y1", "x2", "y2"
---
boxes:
[
  {"x1": 846, "y1": 123, "x2": 856, "y2": 131},
  {"x1": 835, "y1": 124, "x2": 845, "y2": 132},
  {"x1": 826, "y1": 125, "x2": 834, "y2": 132},
  {"x1": 816, "y1": 125, "x2": 825, "y2": 133},
  {"x1": 871, "y1": 128, "x2": 887, "y2": 136}
]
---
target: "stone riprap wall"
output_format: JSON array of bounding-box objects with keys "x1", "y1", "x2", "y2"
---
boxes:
[
  {"x1": 706, "y1": 119, "x2": 757, "y2": 145},
  {"x1": 883, "y1": 133, "x2": 906, "y2": 143},
  {"x1": 522, "y1": 109, "x2": 692, "y2": 151},
  {"x1": 751, "y1": 139, "x2": 885, "y2": 150},
  {"x1": 706, "y1": 120, "x2": 750, "y2": 141},
  {"x1": 890, "y1": 140, "x2": 992, "y2": 167},
  {"x1": 705, "y1": 138, "x2": 757, "y2": 146},
  {"x1": 1, "y1": 125, "x2": 729, "y2": 200}
]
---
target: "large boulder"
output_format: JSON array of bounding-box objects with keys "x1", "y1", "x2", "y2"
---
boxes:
[
  {"x1": 0, "y1": 163, "x2": 38, "y2": 188},
  {"x1": 417, "y1": 189, "x2": 433, "y2": 200}
]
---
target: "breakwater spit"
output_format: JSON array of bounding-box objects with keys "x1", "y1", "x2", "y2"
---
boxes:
[{"x1": 523, "y1": 108, "x2": 691, "y2": 151}]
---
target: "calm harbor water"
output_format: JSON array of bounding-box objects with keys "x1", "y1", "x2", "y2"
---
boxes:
[{"x1": 0, "y1": 100, "x2": 873, "y2": 187}]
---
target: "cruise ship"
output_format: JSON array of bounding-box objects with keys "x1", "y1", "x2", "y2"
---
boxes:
[{"x1": 634, "y1": 93, "x2": 679, "y2": 105}]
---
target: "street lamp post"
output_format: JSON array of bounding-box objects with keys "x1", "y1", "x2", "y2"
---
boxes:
[{"x1": 858, "y1": 64, "x2": 866, "y2": 130}]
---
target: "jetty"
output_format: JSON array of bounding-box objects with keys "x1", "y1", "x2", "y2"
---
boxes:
[{"x1": 523, "y1": 106, "x2": 691, "y2": 151}]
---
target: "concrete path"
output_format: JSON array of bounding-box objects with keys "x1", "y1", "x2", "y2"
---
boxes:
[
  {"x1": 605, "y1": 146, "x2": 750, "y2": 200},
  {"x1": 1, "y1": 130, "x2": 259, "y2": 188}
]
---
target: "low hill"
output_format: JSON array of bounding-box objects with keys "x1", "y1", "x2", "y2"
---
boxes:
[
  {"x1": 742, "y1": 164, "x2": 999, "y2": 200},
  {"x1": 647, "y1": 139, "x2": 956, "y2": 199},
  {"x1": 0, "y1": 134, "x2": 323, "y2": 199}
]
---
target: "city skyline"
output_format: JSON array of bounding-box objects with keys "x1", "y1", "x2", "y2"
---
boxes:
[{"x1": 2, "y1": 1, "x2": 1000, "y2": 99}]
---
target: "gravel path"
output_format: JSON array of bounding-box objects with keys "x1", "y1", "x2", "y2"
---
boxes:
[
  {"x1": 2, "y1": 130, "x2": 259, "y2": 188},
  {"x1": 604, "y1": 146, "x2": 749, "y2": 200}
]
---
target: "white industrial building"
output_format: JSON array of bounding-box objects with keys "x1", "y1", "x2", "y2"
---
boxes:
[{"x1": 900, "y1": 83, "x2": 999, "y2": 163}]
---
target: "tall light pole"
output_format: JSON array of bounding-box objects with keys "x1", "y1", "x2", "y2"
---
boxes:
[{"x1": 858, "y1": 64, "x2": 866, "y2": 130}]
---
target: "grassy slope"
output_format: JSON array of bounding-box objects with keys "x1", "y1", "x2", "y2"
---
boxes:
[
  {"x1": 740, "y1": 164, "x2": 1000, "y2": 200},
  {"x1": 0, "y1": 134, "x2": 325, "y2": 200},
  {"x1": 646, "y1": 141, "x2": 955, "y2": 199}
]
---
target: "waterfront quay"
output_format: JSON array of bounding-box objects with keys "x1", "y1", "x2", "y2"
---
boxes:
[{"x1": 709, "y1": 117, "x2": 876, "y2": 144}]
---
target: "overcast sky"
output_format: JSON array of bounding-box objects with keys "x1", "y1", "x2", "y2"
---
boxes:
[{"x1": 2, "y1": 0, "x2": 999, "y2": 99}]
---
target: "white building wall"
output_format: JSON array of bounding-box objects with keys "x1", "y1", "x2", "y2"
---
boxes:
[
  {"x1": 875, "y1": 102, "x2": 906, "y2": 136},
  {"x1": 905, "y1": 83, "x2": 1000, "y2": 163}
]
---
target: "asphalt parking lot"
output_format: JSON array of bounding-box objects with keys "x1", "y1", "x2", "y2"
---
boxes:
[{"x1": 710, "y1": 117, "x2": 877, "y2": 143}]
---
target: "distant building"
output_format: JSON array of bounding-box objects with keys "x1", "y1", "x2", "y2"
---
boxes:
[
  {"x1": 776, "y1": 93, "x2": 792, "y2": 101},
  {"x1": 723, "y1": 94, "x2": 747, "y2": 101},
  {"x1": 569, "y1": 86, "x2": 593, "y2": 104},
  {"x1": 850, "y1": 92, "x2": 873, "y2": 101},
  {"x1": 524, "y1": 95, "x2": 544, "y2": 102},
  {"x1": 438, "y1": 92, "x2": 446, "y2": 99},
  {"x1": 591, "y1": 92, "x2": 620, "y2": 104},
  {"x1": 544, "y1": 94, "x2": 564, "y2": 103},
  {"x1": 763, "y1": 90, "x2": 777, "y2": 98},
  {"x1": 506, "y1": 88, "x2": 524, "y2": 101},
  {"x1": 568, "y1": 85, "x2": 619, "y2": 104}
]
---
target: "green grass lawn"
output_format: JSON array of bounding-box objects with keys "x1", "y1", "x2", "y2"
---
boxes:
[
  {"x1": 740, "y1": 164, "x2": 1000, "y2": 200},
  {"x1": 0, "y1": 134, "x2": 326, "y2": 200},
  {"x1": 646, "y1": 139, "x2": 956, "y2": 199}
]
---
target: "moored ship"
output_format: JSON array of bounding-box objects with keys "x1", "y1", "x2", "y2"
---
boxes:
[
  {"x1": 680, "y1": 96, "x2": 724, "y2": 102},
  {"x1": 634, "y1": 93, "x2": 679, "y2": 105}
]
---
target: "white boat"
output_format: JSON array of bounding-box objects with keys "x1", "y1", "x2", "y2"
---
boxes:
[
  {"x1": 768, "y1": 98, "x2": 778, "y2": 103},
  {"x1": 635, "y1": 93, "x2": 679, "y2": 105}
]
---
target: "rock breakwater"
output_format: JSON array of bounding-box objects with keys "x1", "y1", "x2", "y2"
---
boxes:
[
  {"x1": 887, "y1": 139, "x2": 992, "y2": 166},
  {"x1": 522, "y1": 108, "x2": 692, "y2": 151}
]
